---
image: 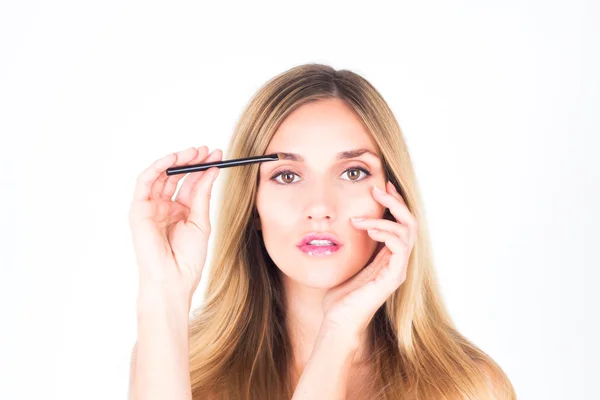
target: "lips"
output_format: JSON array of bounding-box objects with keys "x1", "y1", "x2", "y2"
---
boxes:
[{"x1": 297, "y1": 232, "x2": 341, "y2": 247}]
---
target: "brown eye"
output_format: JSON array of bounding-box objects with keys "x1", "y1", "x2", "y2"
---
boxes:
[
  {"x1": 340, "y1": 167, "x2": 371, "y2": 182},
  {"x1": 270, "y1": 170, "x2": 300, "y2": 184},
  {"x1": 270, "y1": 166, "x2": 371, "y2": 185},
  {"x1": 346, "y1": 168, "x2": 361, "y2": 181},
  {"x1": 281, "y1": 172, "x2": 295, "y2": 184}
]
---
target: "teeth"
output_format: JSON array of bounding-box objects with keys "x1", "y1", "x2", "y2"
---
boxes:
[{"x1": 307, "y1": 239, "x2": 335, "y2": 246}]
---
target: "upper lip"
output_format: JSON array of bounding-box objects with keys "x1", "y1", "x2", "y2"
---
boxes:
[{"x1": 297, "y1": 232, "x2": 342, "y2": 246}]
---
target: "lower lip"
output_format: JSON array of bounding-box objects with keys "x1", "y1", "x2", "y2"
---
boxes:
[{"x1": 298, "y1": 244, "x2": 341, "y2": 256}]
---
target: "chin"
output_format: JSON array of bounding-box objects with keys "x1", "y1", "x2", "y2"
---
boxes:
[
  {"x1": 287, "y1": 261, "x2": 357, "y2": 289},
  {"x1": 270, "y1": 245, "x2": 369, "y2": 288}
]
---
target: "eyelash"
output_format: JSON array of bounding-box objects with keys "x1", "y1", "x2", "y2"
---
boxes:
[{"x1": 269, "y1": 165, "x2": 372, "y2": 185}]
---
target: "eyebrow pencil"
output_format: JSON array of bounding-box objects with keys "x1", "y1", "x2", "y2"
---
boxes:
[{"x1": 166, "y1": 153, "x2": 281, "y2": 176}]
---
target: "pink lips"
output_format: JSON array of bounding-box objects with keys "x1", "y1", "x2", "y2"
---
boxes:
[
  {"x1": 297, "y1": 233, "x2": 342, "y2": 256},
  {"x1": 297, "y1": 233, "x2": 341, "y2": 246}
]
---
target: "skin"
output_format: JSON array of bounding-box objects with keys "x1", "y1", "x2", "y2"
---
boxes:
[
  {"x1": 255, "y1": 98, "x2": 391, "y2": 388},
  {"x1": 127, "y1": 97, "x2": 418, "y2": 399}
]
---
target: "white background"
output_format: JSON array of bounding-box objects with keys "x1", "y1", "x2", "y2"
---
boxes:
[{"x1": 1, "y1": 1, "x2": 598, "y2": 399}]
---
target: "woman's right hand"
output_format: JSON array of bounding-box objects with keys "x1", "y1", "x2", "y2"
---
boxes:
[{"x1": 128, "y1": 146, "x2": 222, "y2": 310}]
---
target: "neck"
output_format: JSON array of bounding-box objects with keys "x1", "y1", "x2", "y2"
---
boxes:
[{"x1": 280, "y1": 272, "x2": 373, "y2": 375}]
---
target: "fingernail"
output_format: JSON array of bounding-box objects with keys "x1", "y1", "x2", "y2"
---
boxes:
[
  {"x1": 368, "y1": 228, "x2": 379, "y2": 234},
  {"x1": 351, "y1": 217, "x2": 364, "y2": 222}
]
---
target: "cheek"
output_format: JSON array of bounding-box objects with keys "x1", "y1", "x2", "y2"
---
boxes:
[
  {"x1": 256, "y1": 200, "x2": 304, "y2": 283},
  {"x1": 344, "y1": 189, "x2": 387, "y2": 219},
  {"x1": 254, "y1": 184, "x2": 386, "y2": 288},
  {"x1": 255, "y1": 187, "x2": 299, "y2": 252}
]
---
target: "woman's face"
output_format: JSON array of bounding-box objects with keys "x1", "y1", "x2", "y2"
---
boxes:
[{"x1": 255, "y1": 98, "x2": 388, "y2": 288}]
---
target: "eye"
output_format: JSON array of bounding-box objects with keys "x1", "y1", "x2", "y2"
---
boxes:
[
  {"x1": 270, "y1": 166, "x2": 372, "y2": 185},
  {"x1": 340, "y1": 167, "x2": 371, "y2": 182}
]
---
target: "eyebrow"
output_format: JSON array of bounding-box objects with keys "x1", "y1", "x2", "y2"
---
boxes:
[{"x1": 274, "y1": 148, "x2": 380, "y2": 162}]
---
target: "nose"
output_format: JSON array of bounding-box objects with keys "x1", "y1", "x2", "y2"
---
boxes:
[
  {"x1": 304, "y1": 183, "x2": 337, "y2": 222},
  {"x1": 307, "y1": 210, "x2": 333, "y2": 221}
]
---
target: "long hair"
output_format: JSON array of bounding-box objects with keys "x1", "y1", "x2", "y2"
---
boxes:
[{"x1": 187, "y1": 63, "x2": 516, "y2": 399}]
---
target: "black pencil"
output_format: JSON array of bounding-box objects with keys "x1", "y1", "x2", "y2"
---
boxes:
[{"x1": 166, "y1": 153, "x2": 282, "y2": 176}]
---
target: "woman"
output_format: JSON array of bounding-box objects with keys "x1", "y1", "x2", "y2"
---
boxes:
[{"x1": 128, "y1": 63, "x2": 516, "y2": 399}]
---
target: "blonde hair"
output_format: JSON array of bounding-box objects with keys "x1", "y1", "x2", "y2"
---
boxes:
[{"x1": 187, "y1": 63, "x2": 516, "y2": 399}]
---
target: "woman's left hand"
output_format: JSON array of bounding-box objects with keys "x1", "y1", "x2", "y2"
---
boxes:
[{"x1": 320, "y1": 180, "x2": 418, "y2": 340}]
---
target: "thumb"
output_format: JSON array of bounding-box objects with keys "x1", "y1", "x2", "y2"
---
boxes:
[{"x1": 188, "y1": 166, "x2": 220, "y2": 235}]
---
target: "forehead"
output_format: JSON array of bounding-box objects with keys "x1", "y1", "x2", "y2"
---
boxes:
[{"x1": 265, "y1": 98, "x2": 377, "y2": 156}]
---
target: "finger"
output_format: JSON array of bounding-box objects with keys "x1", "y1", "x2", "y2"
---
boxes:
[
  {"x1": 372, "y1": 184, "x2": 416, "y2": 226},
  {"x1": 160, "y1": 146, "x2": 208, "y2": 201},
  {"x1": 351, "y1": 255, "x2": 408, "y2": 307},
  {"x1": 367, "y1": 226, "x2": 411, "y2": 287},
  {"x1": 372, "y1": 183, "x2": 418, "y2": 246},
  {"x1": 387, "y1": 181, "x2": 414, "y2": 224},
  {"x1": 177, "y1": 148, "x2": 222, "y2": 207},
  {"x1": 354, "y1": 245, "x2": 391, "y2": 281},
  {"x1": 161, "y1": 146, "x2": 210, "y2": 200},
  {"x1": 373, "y1": 253, "x2": 408, "y2": 287},
  {"x1": 132, "y1": 152, "x2": 177, "y2": 203},
  {"x1": 387, "y1": 180, "x2": 404, "y2": 202},
  {"x1": 366, "y1": 228, "x2": 408, "y2": 253},
  {"x1": 149, "y1": 147, "x2": 195, "y2": 200},
  {"x1": 187, "y1": 164, "x2": 220, "y2": 235},
  {"x1": 351, "y1": 217, "x2": 409, "y2": 243},
  {"x1": 387, "y1": 182, "x2": 418, "y2": 248},
  {"x1": 333, "y1": 245, "x2": 392, "y2": 296},
  {"x1": 152, "y1": 147, "x2": 199, "y2": 200},
  {"x1": 356, "y1": 249, "x2": 393, "y2": 285}
]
